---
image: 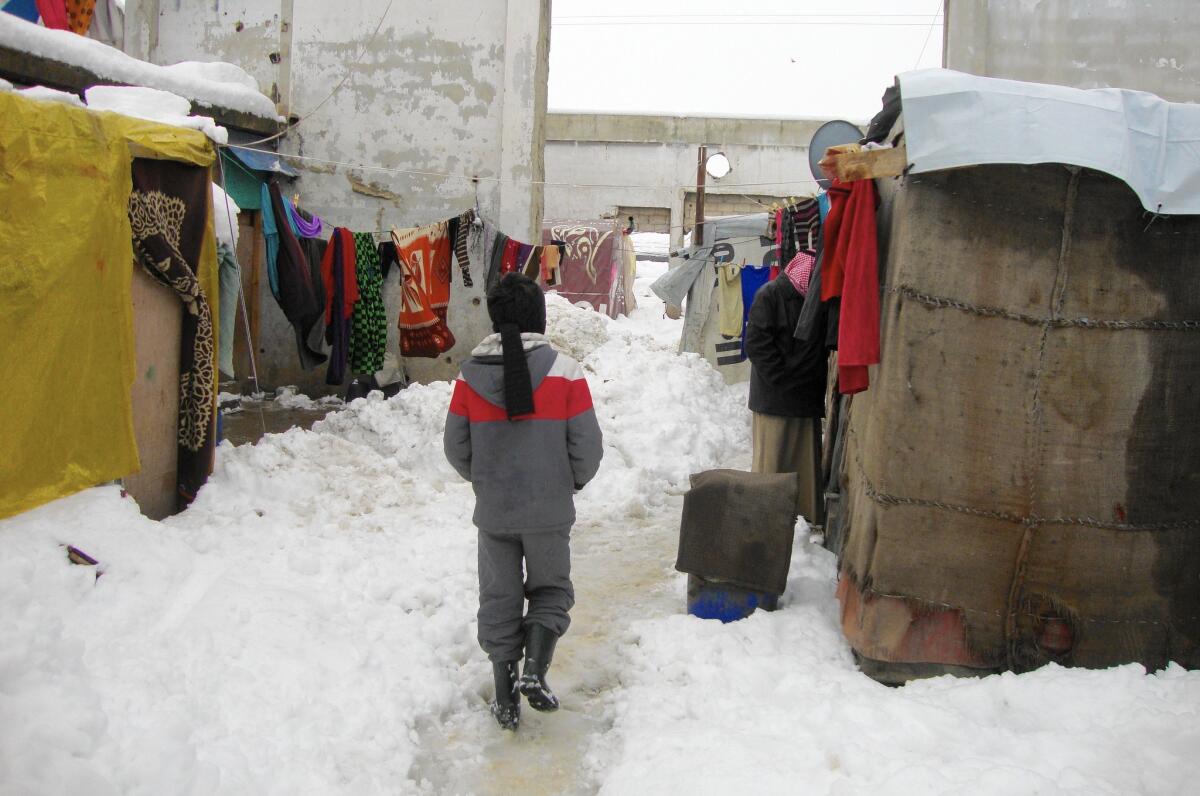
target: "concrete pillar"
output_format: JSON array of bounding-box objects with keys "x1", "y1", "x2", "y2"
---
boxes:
[{"x1": 498, "y1": 0, "x2": 550, "y2": 242}]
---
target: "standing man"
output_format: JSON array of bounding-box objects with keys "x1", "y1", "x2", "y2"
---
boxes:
[
  {"x1": 744, "y1": 253, "x2": 828, "y2": 524},
  {"x1": 443, "y1": 273, "x2": 604, "y2": 731}
]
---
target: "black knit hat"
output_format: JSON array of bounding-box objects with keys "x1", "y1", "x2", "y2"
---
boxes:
[{"x1": 486, "y1": 273, "x2": 546, "y2": 419}]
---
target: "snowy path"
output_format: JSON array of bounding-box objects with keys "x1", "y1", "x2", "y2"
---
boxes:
[
  {"x1": 3, "y1": 263, "x2": 1199, "y2": 795},
  {"x1": 408, "y1": 508, "x2": 685, "y2": 795}
]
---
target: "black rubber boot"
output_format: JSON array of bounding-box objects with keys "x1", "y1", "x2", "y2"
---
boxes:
[
  {"x1": 518, "y1": 624, "x2": 560, "y2": 712},
  {"x1": 490, "y1": 660, "x2": 521, "y2": 731}
]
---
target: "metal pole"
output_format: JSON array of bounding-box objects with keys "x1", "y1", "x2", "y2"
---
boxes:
[{"x1": 694, "y1": 144, "x2": 707, "y2": 247}]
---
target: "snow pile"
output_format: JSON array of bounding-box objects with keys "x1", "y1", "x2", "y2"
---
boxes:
[
  {"x1": 18, "y1": 85, "x2": 83, "y2": 107},
  {"x1": 84, "y1": 85, "x2": 228, "y2": 144},
  {"x1": 271, "y1": 385, "x2": 342, "y2": 411},
  {"x1": 3, "y1": 262, "x2": 1197, "y2": 793},
  {"x1": 0, "y1": 13, "x2": 278, "y2": 119},
  {"x1": 588, "y1": 533, "x2": 1200, "y2": 794},
  {"x1": 630, "y1": 231, "x2": 670, "y2": 258},
  {"x1": 211, "y1": 183, "x2": 240, "y2": 249}
]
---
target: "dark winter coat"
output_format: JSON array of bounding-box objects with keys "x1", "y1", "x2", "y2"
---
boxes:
[
  {"x1": 443, "y1": 334, "x2": 604, "y2": 533},
  {"x1": 745, "y1": 276, "x2": 828, "y2": 418}
]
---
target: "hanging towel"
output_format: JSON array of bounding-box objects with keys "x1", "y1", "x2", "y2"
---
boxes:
[
  {"x1": 129, "y1": 157, "x2": 216, "y2": 509},
  {"x1": 392, "y1": 221, "x2": 456, "y2": 358},
  {"x1": 216, "y1": 242, "x2": 239, "y2": 378},
  {"x1": 717, "y1": 262, "x2": 743, "y2": 337},
  {"x1": 321, "y1": 228, "x2": 358, "y2": 385},
  {"x1": 266, "y1": 180, "x2": 327, "y2": 370},
  {"x1": 350, "y1": 231, "x2": 387, "y2": 375}
]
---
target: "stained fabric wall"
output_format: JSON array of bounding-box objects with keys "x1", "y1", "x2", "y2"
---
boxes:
[
  {"x1": 835, "y1": 163, "x2": 1200, "y2": 674},
  {"x1": 0, "y1": 92, "x2": 218, "y2": 520}
]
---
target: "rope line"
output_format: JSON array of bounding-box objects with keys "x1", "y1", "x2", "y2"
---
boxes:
[{"x1": 891, "y1": 285, "x2": 1200, "y2": 331}]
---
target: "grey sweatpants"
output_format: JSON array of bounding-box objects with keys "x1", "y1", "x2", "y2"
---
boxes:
[{"x1": 477, "y1": 528, "x2": 574, "y2": 662}]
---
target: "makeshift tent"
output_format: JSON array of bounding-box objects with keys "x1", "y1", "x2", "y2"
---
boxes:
[
  {"x1": 0, "y1": 90, "x2": 220, "y2": 520},
  {"x1": 542, "y1": 219, "x2": 637, "y2": 319},
  {"x1": 651, "y1": 214, "x2": 779, "y2": 384},
  {"x1": 826, "y1": 70, "x2": 1200, "y2": 681}
]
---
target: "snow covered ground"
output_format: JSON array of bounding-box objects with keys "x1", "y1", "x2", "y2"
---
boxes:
[{"x1": 2, "y1": 262, "x2": 1198, "y2": 795}]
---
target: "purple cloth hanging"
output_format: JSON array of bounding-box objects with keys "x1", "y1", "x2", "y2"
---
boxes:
[{"x1": 284, "y1": 196, "x2": 325, "y2": 238}]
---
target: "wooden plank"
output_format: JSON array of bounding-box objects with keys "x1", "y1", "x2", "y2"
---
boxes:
[
  {"x1": 0, "y1": 43, "x2": 285, "y2": 136},
  {"x1": 820, "y1": 143, "x2": 909, "y2": 182}
]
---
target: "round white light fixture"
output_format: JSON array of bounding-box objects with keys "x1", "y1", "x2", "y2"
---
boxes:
[{"x1": 705, "y1": 152, "x2": 731, "y2": 180}]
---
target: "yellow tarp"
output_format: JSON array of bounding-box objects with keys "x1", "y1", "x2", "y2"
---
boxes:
[{"x1": 0, "y1": 92, "x2": 218, "y2": 520}]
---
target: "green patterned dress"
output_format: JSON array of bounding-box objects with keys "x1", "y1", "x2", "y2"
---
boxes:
[{"x1": 349, "y1": 232, "x2": 387, "y2": 374}]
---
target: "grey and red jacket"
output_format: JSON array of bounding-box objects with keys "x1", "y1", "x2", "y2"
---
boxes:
[{"x1": 443, "y1": 333, "x2": 604, "y2": 533}]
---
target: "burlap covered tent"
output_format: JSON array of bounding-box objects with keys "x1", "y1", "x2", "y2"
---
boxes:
[{"x1": 830, "y1": 70, "x2": 1200, "y2": 681}]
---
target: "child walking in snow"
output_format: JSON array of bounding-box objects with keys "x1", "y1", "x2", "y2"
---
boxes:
[{"x1": 443, "y1": 273, "x2": 604, "y2": 731}]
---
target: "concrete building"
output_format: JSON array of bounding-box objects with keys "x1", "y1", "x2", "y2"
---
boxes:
[
  {"x1": 126, "y1": 0, "x2": 551, "y2": 391},
  {"x1": 545, "y1": 113, "x2": 836, "y2": 251},
  {"x1": 943, "y1": 0, "x2": 1200, "y2": 103}
]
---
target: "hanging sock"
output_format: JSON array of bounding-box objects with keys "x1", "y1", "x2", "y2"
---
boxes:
[
  {"x1": 349, "y1": 231, "x2": 387, "y2": 374},
  {"x1": 392, "y1": 221, "x2": 456, "y2": 358}
]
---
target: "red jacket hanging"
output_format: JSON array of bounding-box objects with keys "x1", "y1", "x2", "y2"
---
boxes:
[{"x1": 820, "y1": 178, "x2": 879, "y2": 394}]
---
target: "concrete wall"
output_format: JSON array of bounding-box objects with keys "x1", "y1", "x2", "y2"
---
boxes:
[
  {"x1": 129, "y1": 0, "x2": 550, "y2": 392},
  {"x1": 944, "y1": 0, "x2": 1200, "y2": 103},
  {"x1": 545, "y1": 113, "x2": 834, "y2": 251}
]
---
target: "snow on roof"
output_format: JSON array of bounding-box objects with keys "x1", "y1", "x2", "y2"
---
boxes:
[
  {"x1": 0, "y1": 13, "x2": 279, "y2": 121},
  {"x1": 85, "y1": 85, "x2": 228, "y2": 144},
  {"x1": 900, "y1": 68, "x2": 1200, "y2": 215}
]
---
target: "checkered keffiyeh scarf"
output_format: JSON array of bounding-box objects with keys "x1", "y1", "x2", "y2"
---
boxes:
[{"x1": 784, "y1": 251, "x2": 815, "y2": 297}]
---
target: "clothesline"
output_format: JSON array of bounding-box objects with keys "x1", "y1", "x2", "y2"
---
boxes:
[{"x1": 223, "y1": 144, "x2": 822, "y2": 193}]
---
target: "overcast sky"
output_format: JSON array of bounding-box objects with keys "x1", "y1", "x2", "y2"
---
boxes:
[{"x1": 548, "y1": 0, "x2": 944, "y2": 121}]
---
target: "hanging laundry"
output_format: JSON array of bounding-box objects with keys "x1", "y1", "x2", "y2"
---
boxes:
[
  {"x1": 2, "y1": 0, "x2": 39, "y2": 23},
  {"x1": 540, "y1": 242, "x2": 563, "y2": 287},
  {"x1": 501, "y1": 238, "x2": 520, "y2": 276},
  {"x1": 392, "y1": 221, "x2": 456, "y2": 358},
  {"x1": 321, "y1": 228, "x2": 358, "y2": 385},
  {"x1": 35, "y1": 0, "x2": 94, "y2": 33},
  {"x1": 266, "y1": 180, "x2": 327, "y2": 370},
  {"x1": 260, "y1": 182, "x2": 282, "y2": 300},
  {"x1": 739, "y1": 265, "x2": 771, "y2": 357},
  {"x1": 128, "y1": 157, "x2": 215, "y2": 509},
  {"x1": 285, "y1": 197, "x2": 325, "y2": 238},
  {"x1": 350, "y1": 231, "x2": 387, "y2": 375},
  {"x1": 378, "y1": 239, "x2": 399, "y2": 281},
  {"x1": 824, "y1": 178, "x2": 880, "y2": 395},
  {"x1": 216, "y1": 242, "x2": 239, "y2": 378},
  {"x1": 294, "y1": 206, "x2": 327, "y2": 316},
  {"x1": 450, "y1": 209, "x2": 475, "y2": 286},
  {"x1": 717, "y1": 262, "x2": 743, "y2": 337}
]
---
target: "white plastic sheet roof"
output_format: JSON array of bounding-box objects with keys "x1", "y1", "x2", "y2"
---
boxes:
[{"x1": 899, "y1": 69, "x2": 1200, "y2": 215}]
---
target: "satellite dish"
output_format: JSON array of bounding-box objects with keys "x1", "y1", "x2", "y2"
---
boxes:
[{"x1": 808, "y1": 120, "x2": 864, "y2": 189}]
